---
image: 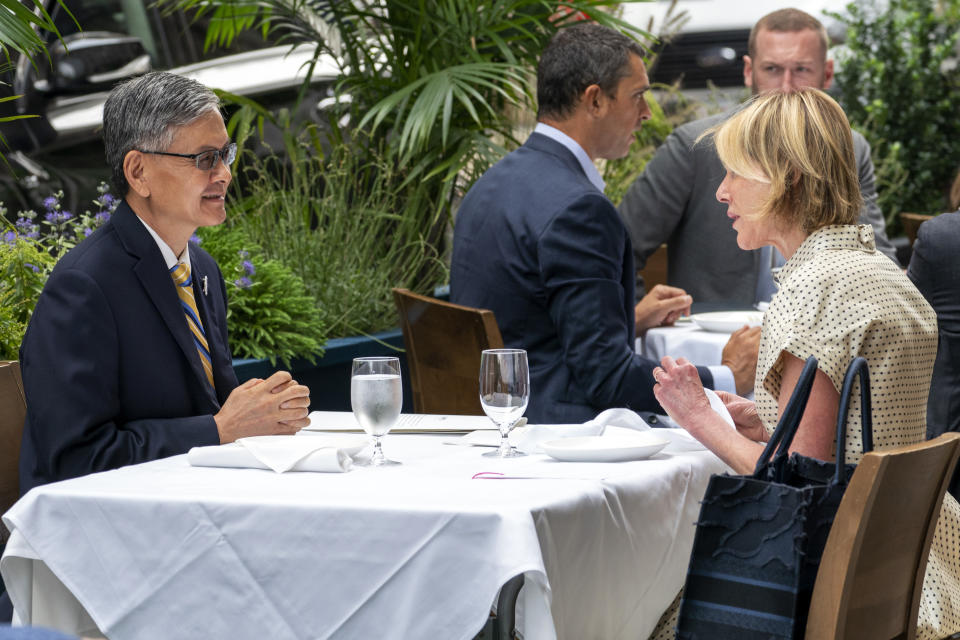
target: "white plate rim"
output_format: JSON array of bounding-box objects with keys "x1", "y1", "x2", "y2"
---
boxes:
[
  {"x1": 540, "y1": 434, "x2": 669, "y2": 462},
  {"x1": 690, "y1": 310, "x2": 764, "y2": 333}
]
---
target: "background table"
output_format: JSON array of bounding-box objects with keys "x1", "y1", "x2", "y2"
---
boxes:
[
  {"x1": 640, "y1": 321, "x2": 732, "y2": 366},
  {"x1": 2, "y1": 433, "x2": 727, "y2": 640}
]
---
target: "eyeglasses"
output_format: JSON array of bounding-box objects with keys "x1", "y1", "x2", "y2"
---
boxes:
[{"x1": 137, "y1": 142, "x2": 237, "y2": 171}]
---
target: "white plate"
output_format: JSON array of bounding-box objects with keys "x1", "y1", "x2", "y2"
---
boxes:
[
  {"x1": 295, "y1": 433, "x2": 370, "y2": 456},
  {"x1": 540, "y1": 432, "x2": 669, "y2": 462},
  {"x1": 690, "y1": 311, "x2": 764, "y2": 333}
]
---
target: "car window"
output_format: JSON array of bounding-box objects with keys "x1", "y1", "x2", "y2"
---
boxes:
[
  {"x1": 49, "y1": 0, "x2": 129, "y2": 37},
  {"x1": 46, "y1": 0, "x2": 276, "y2": 70}
]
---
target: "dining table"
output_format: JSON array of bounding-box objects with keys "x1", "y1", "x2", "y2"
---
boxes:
[
  {"x1": 1, "y1": 415, "x2": 729, "y2": 640},
  {"x1": 640, "y1": 307, "x2": 765, "y2": 368}
]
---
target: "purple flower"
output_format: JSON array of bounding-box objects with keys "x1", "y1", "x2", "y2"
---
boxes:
[
  {"x1": 44, "y1": 211, "x2": 72, "y2": 224},
  {"x1": 15, "y1": 217, "x2": 35, "y2": 234},
  {"x1": 25, "y1": 230, "x2": 38, "y2": 240},
  {"x1": 237, "y1": 249, "x2": 250, "y2": 260},
  {"x1": 242, "y1": 260, "x2": 255, "y2": 275},
  {"x1": 234, "y1": 276, "x2": 253, "y2": 289},
  {"x1": 2, "y1": 230, "x2": 15, "y2": 244},
  {"x1": 24, "y1": 263, "x2": 39, "y2": 273},
  {"x1": 101, "y1": 193, "x2": 115, "y2": 207},
  {"x1": 84, "y1": 227, "x2": 93, "y2": 237},
  {"x1": 43, "y1": 196, "x2": 58, "y2": 211},
  {"x1": 189, "y1": 234, "x2": 202, "y2": 245},
  {"x1": 94, "y1": 211, "x2": 111, "y2": 225}
]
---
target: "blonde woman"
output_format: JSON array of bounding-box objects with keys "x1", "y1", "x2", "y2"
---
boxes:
[{"x1": 649, "y1": 89, "x2": 960, "y2": 639}]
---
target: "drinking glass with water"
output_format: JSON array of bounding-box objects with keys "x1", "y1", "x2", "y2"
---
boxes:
[{"x1": 351, "y1": 356, "x2": 402, "y2": 466}]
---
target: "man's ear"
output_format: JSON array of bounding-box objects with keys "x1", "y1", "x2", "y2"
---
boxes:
[
  {"x1": 123, "y1": 150, "x2": 150, "y2": 198},
  {"x1": 822, "y1": 58, "x2": 835, "y2": 90},
  {"x1": 743, "y1": 54, "x2": 754, "y2": 89},
  {"x1": 582, "y1": 84, "x2": 605, "y2": 116}
]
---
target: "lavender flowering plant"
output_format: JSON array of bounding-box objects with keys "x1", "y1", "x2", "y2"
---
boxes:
[{"x1": 0, "y1": 184, "x2": 119, "y2": 359}]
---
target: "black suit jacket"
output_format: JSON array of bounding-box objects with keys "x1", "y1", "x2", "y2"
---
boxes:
[
  {"x1": 907, "y1": 211, "x2": 960, "y2": 497},
  {"x1": 19, "y1": 201, "x2": 238, "y2": 494},
  {"x1": 451, "y1": 133, "x2": 712, "y2": 423}
]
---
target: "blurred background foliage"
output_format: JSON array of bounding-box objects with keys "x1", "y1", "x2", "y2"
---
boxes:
[{"x1": 832, "y1": 0, "x2": 960, "y2": 230}]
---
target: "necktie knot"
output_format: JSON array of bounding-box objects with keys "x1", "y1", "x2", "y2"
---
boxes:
[{"x1": 171, "y1": 262, "x2": 191, "y2": 287}]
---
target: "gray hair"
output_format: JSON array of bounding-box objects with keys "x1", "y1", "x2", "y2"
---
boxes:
[{"x1": 103, "y1": 71, "x2": 221, "y2": 196}]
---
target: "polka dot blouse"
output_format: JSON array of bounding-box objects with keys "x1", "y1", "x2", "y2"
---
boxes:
[{"x1": 756, "y1": 224, "x2": 959, "y2": 639}]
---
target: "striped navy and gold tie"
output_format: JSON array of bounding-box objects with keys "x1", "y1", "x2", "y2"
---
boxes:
[{"x1": 170, "y1": 262, "x2": 215, "y2": 388}]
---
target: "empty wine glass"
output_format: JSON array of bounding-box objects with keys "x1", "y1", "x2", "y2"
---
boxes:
[
  {"x1": 351, "y1": 356, "x2": 402, "y2": 466},
  {"x1": 479, "y1": 349, "x2": 529, "y2": 458}
]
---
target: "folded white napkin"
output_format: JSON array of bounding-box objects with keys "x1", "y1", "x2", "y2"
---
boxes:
[
  {"x1": 514, "y1": 394, "x2": 735, "y2": 455},
  {"x1": 451, "y1": 392, "x2": 736, "y2": 454},
  {"x1": 188, "y1": 435, "x2": 354, "y2": 473}
]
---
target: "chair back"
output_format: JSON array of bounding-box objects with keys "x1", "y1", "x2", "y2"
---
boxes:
[
  {"x1": 0, "y1": 361, "x2": 26, "y2": 543},
  {"x1": 392, "y1": 288, "x2": 504, "y2": 415},
  {"x1": 804, "y1": 432, "x2": 960, "y2": 640}
]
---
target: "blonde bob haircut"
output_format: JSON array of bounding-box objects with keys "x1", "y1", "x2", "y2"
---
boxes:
[{"x1": 704, "y1": 88, "x2": 862, "y2": 233}]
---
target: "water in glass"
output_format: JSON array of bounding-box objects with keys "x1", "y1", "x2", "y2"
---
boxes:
[{"x1": 351, "y1": 357, "x2": 402, "y2": 466}]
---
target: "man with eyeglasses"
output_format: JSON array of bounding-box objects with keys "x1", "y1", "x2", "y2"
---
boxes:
[
  {"x1": 16, "y1": 72, "x2": 312, "y2": 494},
  {"x1": 618, "y1": 8, "x2": 897, "y2": 309}
]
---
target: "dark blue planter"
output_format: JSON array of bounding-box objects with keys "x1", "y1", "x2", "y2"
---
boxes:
[{"x1": 232, "y1": 329, "x2": 414, "y2": 412}]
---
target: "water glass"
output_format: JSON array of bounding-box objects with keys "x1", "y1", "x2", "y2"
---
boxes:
[{"x1": 351, "y1": 356, "x2": 402, "y2": 466}]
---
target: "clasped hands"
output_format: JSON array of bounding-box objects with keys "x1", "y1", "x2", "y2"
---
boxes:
[{"x1": 215, "y1": 370, "x2": 312, "y2": 443}]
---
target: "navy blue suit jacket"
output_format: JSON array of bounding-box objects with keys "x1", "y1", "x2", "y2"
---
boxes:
[
  {"x1": 18, "y1": 201, "x2": 237, "y2": 494},
  {"x1": 907, "y1": 211, "x2": 960, "y2": 496},
  {"x1": 451, "y1": 133, "x2": 713, "y2": 423}
]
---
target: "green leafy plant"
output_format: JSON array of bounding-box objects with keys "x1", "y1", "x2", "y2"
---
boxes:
[
  {"x1": 831, "y1": 0, "x2": 960, "y2": 228},
  {"x1": 192, "y1": 224, "x2": 327, "y2": 366},
  {"x1": 0, "y1": 232, "x2": 55, "y2": 359},
  {"x1": 0, "y1": 187, "x2": 116, "y2": 359},
  {"x1": 226, "y1": 125, "x2": 447, "y2": 339}
]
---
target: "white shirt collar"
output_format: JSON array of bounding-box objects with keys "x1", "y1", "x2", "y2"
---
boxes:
[
  {"x1": 136, "y1": 214, "x2": 192, "y2": 272},
  {"x1": 534, "y1": 122, "x2": 605, "y2": 192}
]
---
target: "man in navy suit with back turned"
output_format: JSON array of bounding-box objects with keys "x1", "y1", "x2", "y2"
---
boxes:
[
  {"x1": 17, "y1": 72, "x2": 313, "y2": 495},
  {"x1": 451, "y1": 24, "x2": 758, "y2": 424}
]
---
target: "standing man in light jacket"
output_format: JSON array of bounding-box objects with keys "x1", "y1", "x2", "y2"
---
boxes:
[{"x1": 619, "y1": 8, "x2": 897, "y2": 306}]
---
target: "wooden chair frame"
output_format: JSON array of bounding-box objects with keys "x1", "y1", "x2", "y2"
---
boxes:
[
  {"x1": 805, "y1": 432, "x2": 960, "y2": 640},
  {"x1": 0, "y1": 361, "x2": 26, "y2": 543},
  {"x1": 392, "y1": 288, "x2": 503, "y2": 415}
]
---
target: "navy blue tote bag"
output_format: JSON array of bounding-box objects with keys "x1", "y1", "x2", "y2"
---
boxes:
[{"x1": 676, "y1": 356, "x2": 874, "y2": 639}]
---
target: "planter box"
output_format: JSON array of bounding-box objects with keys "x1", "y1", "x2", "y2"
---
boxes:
[{"x1": 232, "y1": 329, "x2": 414, "y2": 412}]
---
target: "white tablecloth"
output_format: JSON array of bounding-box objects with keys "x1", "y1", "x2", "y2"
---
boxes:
[
  {"x1": 2, "y1": 434, "x2": 728, "y2": 640},
  {"x1": 640, "y1": 322, "x2": 731, "y2": 366}
]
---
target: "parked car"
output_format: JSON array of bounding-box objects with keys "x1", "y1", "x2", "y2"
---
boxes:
[
  {"x1": 621, "y1": 0, "x2": 851, "y2": 89},
  {"x1": 0, "y1": 0, "x2": 341, "y2": 212}
]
